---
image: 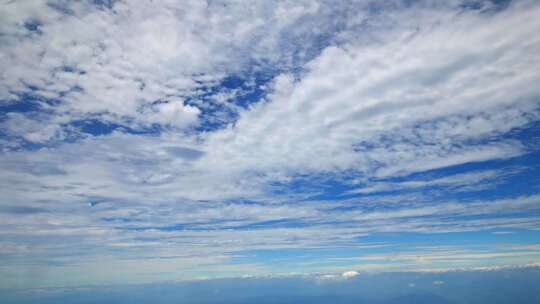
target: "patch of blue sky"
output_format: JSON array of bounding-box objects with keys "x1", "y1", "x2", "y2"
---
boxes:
[
  {"x1": 231, "y1": 229, "x2": 540, "y2": 271},
  {"x1": 186, "y1": 70, "x2": 277, "y2": 132},
  {"x1": 91, "y1": 0, "x2": 116, "y2": 10},
  {"x1": 0, "y1": 92, "x2": 59, "y2": 110},
  {"x1": 71, "y1": 118, "x2": 164, "y2": 136},
  {"x1": 268, "y1": 151, "x2": 538, "y2": 204},
  {"x1": 359, "y1": 229, "x2": 540, "y2": 247},
  {"x1": 305, "y1": 121, "x2": 540, "y2": 202},
  {"x1": 459, "y1": 0, "x2": 512, "y2": 12},
  {"x1": 234, "y1": 246, "x2": 392, "y2": 264}
]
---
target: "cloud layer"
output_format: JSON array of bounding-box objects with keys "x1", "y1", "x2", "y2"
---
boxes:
[{"x1": 1, "y1": 0, "x2": 540, "y2": 289}]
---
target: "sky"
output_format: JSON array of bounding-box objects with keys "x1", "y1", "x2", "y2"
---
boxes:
[
  {"x1": 1, "y1": 0, "x2": 540, "y2": 295},
  {"x1": 4, "y1": 268, "x2": 540, "y2": 304}
]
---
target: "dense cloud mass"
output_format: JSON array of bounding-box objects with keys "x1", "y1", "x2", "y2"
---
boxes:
[{"x1": 1, "y1": 0, "x2": 540, "y2": 289}]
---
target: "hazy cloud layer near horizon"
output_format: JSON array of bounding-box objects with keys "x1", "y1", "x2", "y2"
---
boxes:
[{"x1": 1, "y1": 0, "x2": 540, "y2": 289}]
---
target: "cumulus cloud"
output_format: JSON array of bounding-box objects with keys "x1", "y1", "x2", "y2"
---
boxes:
[
  {"x1": 342, "y1": 271, "x2": 359, "y2": 279},
  {"x1": 140, "y1": 100, "x2": 200, "y2": 129}
]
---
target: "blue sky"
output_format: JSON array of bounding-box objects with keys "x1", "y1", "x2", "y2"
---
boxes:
[{"x1": 1, "y1": 0, "x2": 540, "y2": 292}]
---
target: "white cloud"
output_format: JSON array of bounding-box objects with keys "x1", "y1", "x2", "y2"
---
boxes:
[
  {"x1": 493, "y1": 231, "x2": 514, "y2": 235},
  {"x1": 177, "y1": 1, "x2": 540, "y2": 200},
  {"x1": 0, "y1": 0, "x2": 361, "y2": 132},
  {"x1": 2, "y1": 113, "x2": 62, "y2": 143},
  {"x1": 141, "y1": 100, "x2": 200, "y2": 129},
  {"x1": 350, "y1": 168, "x2": 517, "y2": 194},
  {"x1": 342, "y1": 270, "x2": 359, "y2": 279},
  {"x1": 1, "y1": 0, "x2": 540, "y2": 288}
]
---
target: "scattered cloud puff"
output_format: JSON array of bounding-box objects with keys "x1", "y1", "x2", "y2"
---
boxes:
[
  {"x1": 342, "y1": 271, "x2": 359, "y2": 279},
  {"x1": 0, "y1": 0, "x2": 357, "y2": 135},
  {"x1": 493, "y1": 231, "x2": 514, "y2": 235},
  {"x1": 0, "y1": 0, "x2": 540, "y2": 289}
]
